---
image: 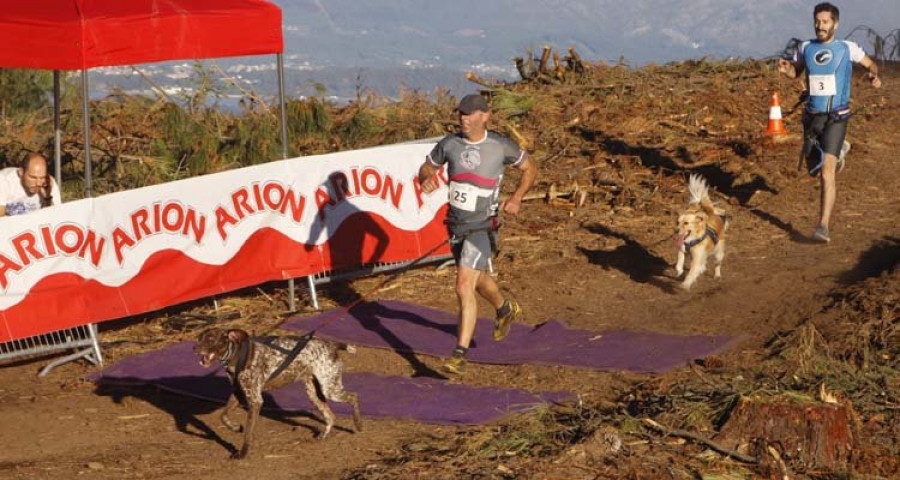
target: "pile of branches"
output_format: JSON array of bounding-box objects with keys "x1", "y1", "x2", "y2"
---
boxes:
[
  {"x1": 0, "y1": 49, "x2": 828, "y2": 210},
  {"x1": 465, "y1": 52, "x2": 812, "y2": 214},
  {"x1": 346, "y1": 255, "x2": 900, "y2": 479}
]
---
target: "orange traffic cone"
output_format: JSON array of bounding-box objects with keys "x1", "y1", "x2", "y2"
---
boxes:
[{"x1": 764, "y1": 91, "x2": 788, "y2": 136}]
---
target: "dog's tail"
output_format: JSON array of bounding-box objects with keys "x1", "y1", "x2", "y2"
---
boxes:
[
  {"x1": 687, "y1": 174, "x2": 717, "y2": 215},
  {"x1": 687, "y1": 174, "x2": 708, "y2": 205}
]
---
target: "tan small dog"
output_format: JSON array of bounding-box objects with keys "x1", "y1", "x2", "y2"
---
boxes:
[{"x1": 674, "y1": 174, "x2": 728, "y2": 290}]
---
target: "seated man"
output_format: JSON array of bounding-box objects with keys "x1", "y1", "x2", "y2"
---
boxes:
[{"x1": 0, "y1": 152, "x2": 61, "y2": 216}]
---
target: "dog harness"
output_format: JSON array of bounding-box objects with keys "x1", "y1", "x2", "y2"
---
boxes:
[
  {"x1": 683, "y1": 226, "x2": 720, "y2": 250},
  {"x1": 225, "y1": 333, "x2": 313, "y2": 383}
]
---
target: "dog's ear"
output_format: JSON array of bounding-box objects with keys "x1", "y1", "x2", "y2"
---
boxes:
[
  {"x1": 227, "y1": 329, "x2": 247, "y2": 343},
  {"x1": 198, "y1": 328, "x2": 215, "y2": 342}
]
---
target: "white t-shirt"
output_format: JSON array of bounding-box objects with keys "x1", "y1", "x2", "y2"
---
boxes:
[{"x1": 0, "y1": 167, "x2": 61, "y2": 216}]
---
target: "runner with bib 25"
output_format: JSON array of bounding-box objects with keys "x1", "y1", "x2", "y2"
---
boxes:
[{"x1": 417, "y1": 93, "x2": 537, "y2": 375}]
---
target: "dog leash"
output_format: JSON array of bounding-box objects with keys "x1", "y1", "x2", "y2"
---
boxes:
[
  {"x1": 301, "y1": 236, "x2": 452, "y2": 336},
  {"x1": 253, "y1": 228, "x2": 453, "y2": 382}
]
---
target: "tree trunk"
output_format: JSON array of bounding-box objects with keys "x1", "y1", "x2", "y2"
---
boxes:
[{"x1": 716, "y1": 395, "x2": 856, "y2": 472}]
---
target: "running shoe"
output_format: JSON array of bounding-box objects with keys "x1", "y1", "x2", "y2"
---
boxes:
[
  {"x1": 812, "y1": 225, "x2": 831, "y2": 243},
  {"x1": 493, "y1": 299, "x2": 521, "y2": 341},
  {"x1": 442, "y1": 351, "x2": 468, "y2": 375}
]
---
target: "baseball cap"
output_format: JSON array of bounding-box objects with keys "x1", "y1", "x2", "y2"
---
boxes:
[{"x1": 455, "y1": 94, "x2": 490, "y2": 114}]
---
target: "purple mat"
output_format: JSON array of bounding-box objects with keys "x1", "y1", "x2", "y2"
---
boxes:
[
  {"x1": 89, "y1": 343, "x2": 572, "y2": 425},
  {"x1": 283, "y1": 300, "x2": 740, "y2": 373}
]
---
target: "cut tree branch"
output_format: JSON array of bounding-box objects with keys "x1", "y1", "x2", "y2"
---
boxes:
[{"x1": 642, "y1": 418, "x2": 758, "y2": 464}]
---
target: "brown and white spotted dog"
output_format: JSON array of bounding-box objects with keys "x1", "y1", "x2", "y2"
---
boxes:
[{"x1": 194, "y1": 328, "x2": 362, "y2": 459}]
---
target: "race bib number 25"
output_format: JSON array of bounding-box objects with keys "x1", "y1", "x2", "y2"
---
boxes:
[{"x1": 449, "y1": 182, "x2": 487, "y2": 212}]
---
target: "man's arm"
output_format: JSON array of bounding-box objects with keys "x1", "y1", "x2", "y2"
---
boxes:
[
  {"x1": 776, "y1": 58, "x2": 804, "y2": 78},
  {"x1": 418, "y1": 161, "x2": 440, "y2": 193},
  {"x1": 501, "y1": 154, "x2": 537, "y2": 216},
  {"x1": 858, "y1": 55, "x2": 882, "y2": 88}
]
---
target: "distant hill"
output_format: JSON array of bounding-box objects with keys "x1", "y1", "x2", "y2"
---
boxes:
[
  {"x1": 276, "y1": 0, "x2": 900, "y2": 66},
  {"x1": 93, "y1": 0, "x2": 900, "y2": 102}
]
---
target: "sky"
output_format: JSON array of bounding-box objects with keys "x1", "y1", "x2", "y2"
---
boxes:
[{"x1": 272, "y1": 0, "x2": 900, "y2": 67}]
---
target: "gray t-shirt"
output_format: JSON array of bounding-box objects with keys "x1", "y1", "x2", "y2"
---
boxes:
[{"x1": 427, "y1": 131, "x2": 524, "y2": 228}]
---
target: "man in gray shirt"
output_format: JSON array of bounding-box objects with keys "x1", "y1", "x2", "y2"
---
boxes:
[{"x1": 418, "y1": 93, "x2": 538, "y2": 375}]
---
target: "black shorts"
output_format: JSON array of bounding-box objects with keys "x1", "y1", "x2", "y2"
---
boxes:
[{"x1": 802, "y1": 111, "x2": 848, "y2": 176}]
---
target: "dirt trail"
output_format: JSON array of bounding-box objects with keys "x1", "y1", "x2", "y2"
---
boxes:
[{"x1": 1, "y1": 69, "x2": 898, "y2": 479}]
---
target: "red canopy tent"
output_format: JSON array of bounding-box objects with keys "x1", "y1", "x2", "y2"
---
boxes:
[
  {"x1": 0, "y1": 0, "x2": 287, "y2": 197},
  {"x1": 0, "y1": 0, "x2": 282, "y2": 70}
]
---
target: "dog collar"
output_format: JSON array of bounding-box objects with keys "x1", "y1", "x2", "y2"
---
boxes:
[
  {"x1": 233, "y1": 339, "x2": 251, "y2": 377},
  {"x1": 219, "y1": 342, "x2": 235, "y2": 365}
]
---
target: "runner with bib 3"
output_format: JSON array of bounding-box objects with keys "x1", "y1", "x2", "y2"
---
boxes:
[{"x1": 776, "y1": 2, "x2": 882, "y2": 243}]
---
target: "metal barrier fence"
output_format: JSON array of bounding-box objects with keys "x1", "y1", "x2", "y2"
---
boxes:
[
  {"x1": 298, "y1": 254, "x2": 453, "y2": 310},
  {"x1": 2, "y1": 256, "x2": 450, "y2": 376},
  {"x1": 0, "y1": 323, "x2": 103, "y2": 377}
]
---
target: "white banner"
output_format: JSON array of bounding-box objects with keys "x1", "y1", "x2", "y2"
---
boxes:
[{"x1": 0, "y1": 142, "x2": 450, "y2": 342}]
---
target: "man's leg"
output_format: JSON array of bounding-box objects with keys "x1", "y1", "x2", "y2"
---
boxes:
[
  {"x1": 818, "y1": 153, "x2": 838, "y2": 232},
  {"x1": 443, "y1": 265, "x2": 480, "y2": 375},
  {"x1": 455, "y1": 265, "x2": 482, "y2": 349},
  {"x1": 814, "y1": 118, "x2": 848, "y2": 242},
  {"x1": 475, "y1": 272, "x2": 504, "y2": 310},
  {"x1": 477, "y1": 272, "x2": 521, "y2": 341}
]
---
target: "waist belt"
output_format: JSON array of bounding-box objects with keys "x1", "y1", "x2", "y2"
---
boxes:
[{"x1": 446, "y1": 217, "x2": 501, "y2": 238}]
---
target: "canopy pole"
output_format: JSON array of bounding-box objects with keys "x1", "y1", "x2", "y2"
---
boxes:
[
  {"x1": 53, "y1": 71, "x2": 62, "y2": 197},
  {"x1": 277, "y1": 53, "x2": 288, "y2": 160},
  {"x1": 276, "y1": 53, "x2": 302, "y2": 311},
  {"x1": 81, "y1": 70, "x2": 93, "y2": 198}
]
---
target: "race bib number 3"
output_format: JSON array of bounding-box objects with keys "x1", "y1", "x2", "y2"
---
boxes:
[
  {"x1": 449, "y1": 182, "x2": 486, "y2": 212},
  {"x1": 808, "y1": 74, "x2": 837, "y2": 96}
]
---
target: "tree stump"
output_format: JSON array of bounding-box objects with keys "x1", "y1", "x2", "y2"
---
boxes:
[{"x1": 715, "y1": 395, "x2": 856, "y2": 472}]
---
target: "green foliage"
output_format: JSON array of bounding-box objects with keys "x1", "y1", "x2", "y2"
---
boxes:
[
  {"x1": 0, "y1": 64, "x2": 448, "y2": 197},
  {"x1": 154, "y1": 103, "x2": 220, "y2": 178},
  {"x1": 226, "y1": 109, "x2": 281, "y2": 165},
  {"x1": 492, "y1": 90, "x2": 535, "y2": 118},
  {"x1": 0, "y1": 69, "x2": 53, "y2": 117},
  {"x1": 286, "y1": 98, "x2": 331, "y2": 137},
  {"x1": 336, "y1": 107, "x2": 381, "y2": 147}
]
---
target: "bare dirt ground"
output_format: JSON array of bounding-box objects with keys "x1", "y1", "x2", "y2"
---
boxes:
[{"x1": 1, "y1": 62, "x2": 899, "y2": 479}]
